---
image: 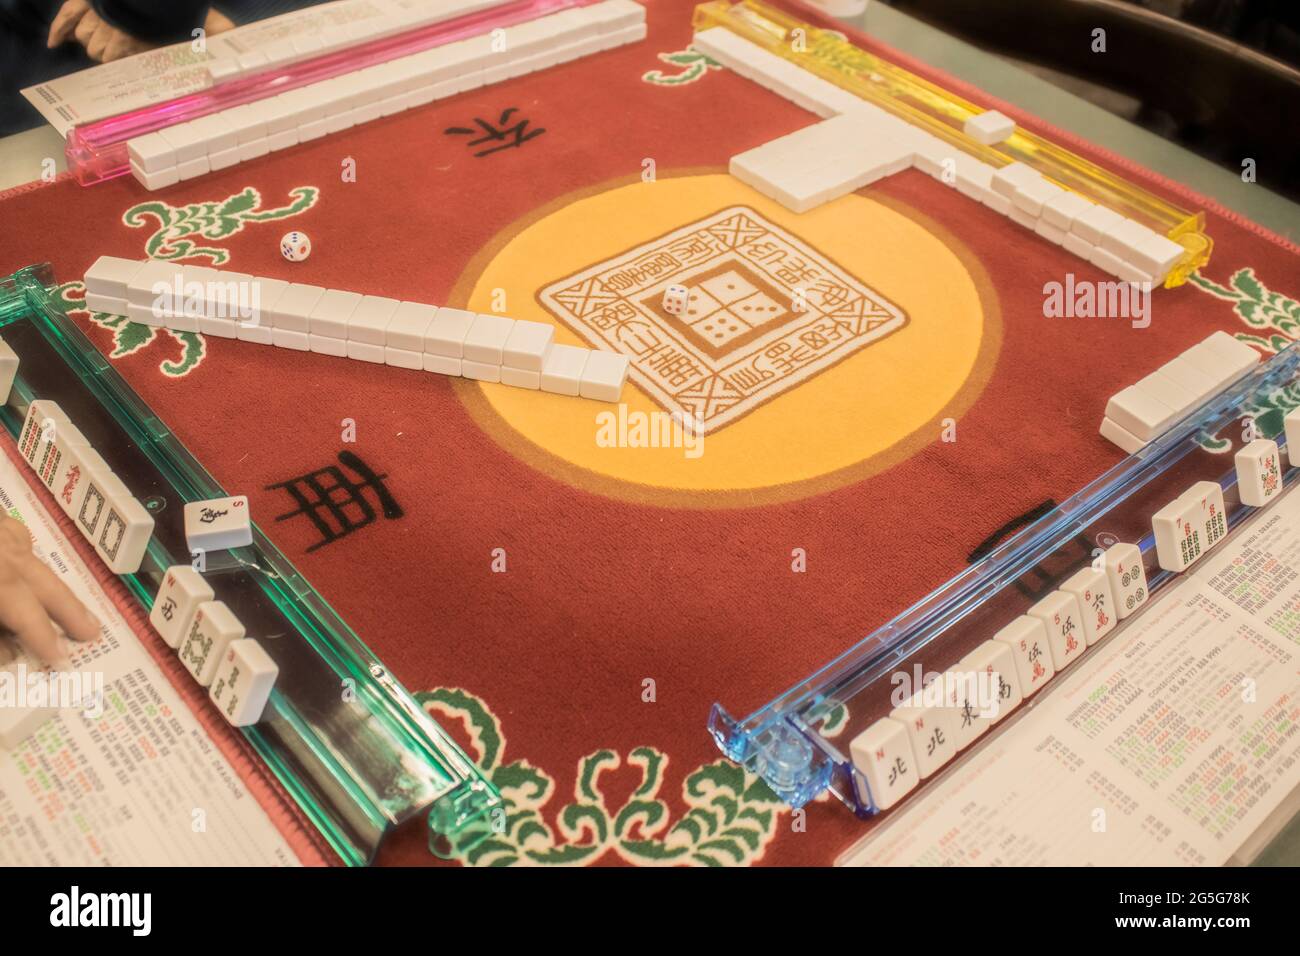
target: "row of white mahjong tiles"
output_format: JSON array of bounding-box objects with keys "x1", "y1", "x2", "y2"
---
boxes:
[
  {"x1": 689, "y1": 27, "x2": 1188, "y2": 289},
  {"x1": 851, "y1": 409, "x2": 1300, "y2": 813},
  {"x1": 1, "y1": 364, "x2": 278, "y2": 731},
  {"x1": 1101, "y1": 330, "x2": 1259, "y2": 453},
  {"x1": 125, "y1": 0, "x2": 647, "y2": 189},
  {"x1": 82, "y1": 256, "x2": 631, "y2": 401}
]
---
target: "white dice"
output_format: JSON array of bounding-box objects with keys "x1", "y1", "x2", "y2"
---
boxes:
[
  {"x1": 1101, "y1": 542, "x2": 1148, "y2": 618},
  {"x1": 991, "y1": 615, "x2": 1055, "y2": 697},
  {"x1": 1027, "y1": 589, "x2": 1087, "y2": 671},
  {"x1": 280, "y1": 231, "x2": 311, "y2": 262},
  {"x1": 150, "y1": 566, "x2": 215, "y2": 649},
  {"x1": 184, "y1": 495, "x2": 252, "y2": 554},
  {"x1": 1059, "y1": 566, "x2": 1117, "y2": 646},
  {"x1": 209, "y1": 638, "x2": 279, "y2": 726},
  {"x1": 179, "y1": 600, "x2": 246, "y2": 686},
  {"x1": 1236, "y1": 438, "x2": 1282, "y2": 508},
  {"x1": 889, "y1": 687, "x2": 960, "y2": 778},
  {"x1": 662, "y1": 283, "x2": 689, "y2": 316},
  {"x1": 849, "y1": 716, "x2": 919, "y2": 811}
]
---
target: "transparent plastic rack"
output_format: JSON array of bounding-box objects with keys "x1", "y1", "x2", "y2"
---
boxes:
[
  {"x1": 0, "y1": 265, "x2": 501, "y2": 865},
  {"x1": 692, "y1": 0, "x2": 1212, "y2": 286},
  {"x1": 65, "y1": 0, "x2": 578, "y2": 186},
  {"x1": 710, "y1": 341, "x2": 1300, "y2": 818}
]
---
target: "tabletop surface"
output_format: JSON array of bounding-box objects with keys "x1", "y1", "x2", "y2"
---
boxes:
[{"x1": 1, "y1": 0, "x2": 1297, "y2": 867}]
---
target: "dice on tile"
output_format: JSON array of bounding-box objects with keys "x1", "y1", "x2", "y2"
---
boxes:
[
  {"x1": 1059, "y1": 566, "x2": 1116, "y2": 646},
  {"x1": 1027, "y1": 590, "x2": 1087, "y2": 671},
  {"x1": 959, "y1": 639, "x2": 1023, "y2": 725},
  {"x1": 848, "y1": 716, "x2": 919, "y2": 811},
  {"x1": 209, "y1": 638, "x2": 279, "y2": 726},
  {"x1": 991, "y1": 615, "x2": 1055, "y2": 697},
  {"x1": 179, "y1": 600, "x2": 246, "y2": 686},
  {"x1": 184, "y1": 495, "x2": 252, "y2": 553},
  {"x1": 662, "y1": 283, "x2": 689, "y2": 316},
  {"x1": 1235, "y1": 438, "x2": 1282, "y2": 508},
  {"x1": 889, "y1": 687, "x2": 960, "y2": 778},
  {"x1": 150, "y1": 565, "x2": 215, "y2": 649},
  {"x1": 1101, "y1": 542, "x2": 1148, "y2": 619}
]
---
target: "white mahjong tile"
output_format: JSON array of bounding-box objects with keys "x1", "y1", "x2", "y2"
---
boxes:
[
  {"x1": 184, "y1": 495, "x2": 252, "y2": 553},
  {"x1": 958, "y1": 639, "x2": 1022, "y2": 724},
  {"x1": 940, "y1": 668, "x2": 989, "y2": 750},
  {"x1": 16, "y1": 399, "x2": 68, "y2": 470},
  {"x1": 1152, "y1": 493, "x2": 1204, "y2": 573},
  {"x1": 0, "y1": 336, "x2": 16, "y2": 404},
  {"x1": 1184, "y1": 480, "x2": 1227, "y2": 551},
  {"x1": 462, "y1": 313, "x2": 515, "y2": 364},
  {"x1": 501, "y1": 320, "x2": 555, "y2": 372},
  {"x1": 1235, "y1": 438, "x2": 1282, "y2": 508},
  {"x1": 209, "y1": 638, "x2": 279, "y2": 726},
  {"x1": 1286, "y1": 408, "x2": 1300, "y2": 468},
  {"x1": 33, "y1": 420, "x2": 88, "y2": 494},
  {"x1": 991, "y1": 615, "x2": 1055, "y2": 697},
  {"x1": 1059, "y1": 566, "x2": 1116, "y2": 646},
  {"x1": 150, "y1": 566, "x2": 215, "y2": 649},
  {"x1": 1101, "y1": 542, "x2": 1148, "y2": 619},
  {"x1": 74, "y1": 470, "x2": 113, "y2": 546},
  {"x1": 848, "y1": 716, "x2": 918, "y2": 811},
  {"x1": 179, "y1": 600, "x2": 246, "y2": 686},
  {"x1": 1027, "y1": 589, "x2": 1087, "y2": 671},
  {"x1": 889, "y1": 687, "x2": 960, "y2": 778},
  {"x1": 93, "y1": 476, "x2": 155, "y2": 575}
]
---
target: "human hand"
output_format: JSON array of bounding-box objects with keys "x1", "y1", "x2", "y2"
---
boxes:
[
  {"x1": 48, "y1": 0, "x2": 156, "y2": 63},
  {"x1": 0, "y1": 514, "x2": 102, "y2": 667}
]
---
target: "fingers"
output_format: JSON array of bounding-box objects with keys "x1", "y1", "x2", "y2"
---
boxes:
[
  {"x1": 74, "y1": 8, "x2": 101, "y2": 49},
  {"x1": 0, "y1": 577, "x2": 67, "y2": 667},
  {"x1": 86, "y1": 20, "x2": 113, "y2": 62},
  {"x1": 18, "y1": 556, "x2": 102, "y2": 645},
  {"x1": 205, "y1": 9, "x2": 236, "y2": 34},
  {"x1": 0, "y1": 518, "x2": 102, "y2": 666},
  {"x1": 47, "y1": 0, "x2": 89, "y2": 49}
]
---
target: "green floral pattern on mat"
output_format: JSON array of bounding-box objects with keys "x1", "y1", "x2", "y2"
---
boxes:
[
  {"x1": 1189, "y1": 267, "x2": 1300, "y2": 452},
  {"x1": 418, "y1": 687, "x2": 791, "y2": 866},
  {"x1": 122, "y1": 186, "x2": 319, "y2": 265},
  {"x1": 643, "y1": 48, "x2": 721, "y2": 86},
  {"x1": 53, "y1": 281, "x2": 206, "y2": 378}
]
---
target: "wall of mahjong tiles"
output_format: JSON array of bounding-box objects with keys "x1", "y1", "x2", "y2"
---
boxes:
[{"x1": 2, "y1": 0, "x2": 1299, "y2": 865}]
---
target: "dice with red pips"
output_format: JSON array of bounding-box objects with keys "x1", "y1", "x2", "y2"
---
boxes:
[
  {"x1": 662, "y1": 284, "x2": 689, "y2": 315},
  {"x1": 280, "y1": 231, "x2": 311, "y2": 262}
]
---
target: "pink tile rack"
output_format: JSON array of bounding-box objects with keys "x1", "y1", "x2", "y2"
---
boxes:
[{"x1": 65, "y1": 0, "x2": 581, "y2": 186}]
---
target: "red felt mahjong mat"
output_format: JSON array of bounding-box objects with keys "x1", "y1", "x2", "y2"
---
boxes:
[{"x1": 2, "y1": 0, "x2": 1298, "y2": 866}]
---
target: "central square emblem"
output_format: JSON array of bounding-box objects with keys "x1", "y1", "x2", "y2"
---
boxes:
[{"x1": 537, "y1": 206, "x2": 908, "y2": 431}]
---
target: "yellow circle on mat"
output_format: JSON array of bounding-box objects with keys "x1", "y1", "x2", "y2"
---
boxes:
[{"x1": 455, "y1": 172, "x2": 999, "y2": 507}]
